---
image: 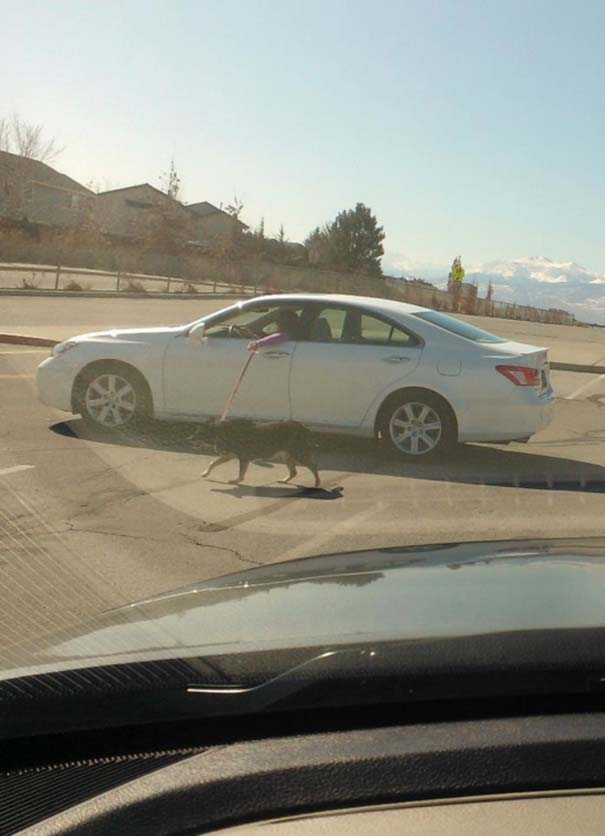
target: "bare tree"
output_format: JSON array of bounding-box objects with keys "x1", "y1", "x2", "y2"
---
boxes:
[
  {"x1": 222, "y1": 195, "x2": 244, "y2": 220},
  {"x1": 0, "y1": 118, "x2": 9, "y2": 152},
  {"x1": 85, "y1": 177, "x2": 115, "y2": 194},
  {"x1": 0, "y1": 114, "x2": 64, "y2": 162},
  {"x1": 159, "y1": 157, "x2": 181, "y2": 200}
]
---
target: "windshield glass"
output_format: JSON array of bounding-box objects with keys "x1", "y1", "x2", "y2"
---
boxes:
[
  {"x1": 2, "y1": 1, "x2": 605, "y2": 721},
  {"x1": 413, "y1": 310, "x2": 507, "y2": 343}
]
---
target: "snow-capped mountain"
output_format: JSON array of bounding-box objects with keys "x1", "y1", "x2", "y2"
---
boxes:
[{"x1": 464, "y1": 257, "x2": 605, "y2": 324}]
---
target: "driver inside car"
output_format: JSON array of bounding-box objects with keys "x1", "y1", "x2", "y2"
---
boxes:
[{"x1": 248, "y1": 308, "x2": 301, "y2": 352}]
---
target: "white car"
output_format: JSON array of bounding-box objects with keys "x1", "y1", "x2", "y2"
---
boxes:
[{"x1": 36, "y1": 294, "x2": 554, "y2": 459}]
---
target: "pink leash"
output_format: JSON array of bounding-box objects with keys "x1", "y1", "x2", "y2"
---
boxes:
[{"x1": 220, "y1": 350, "x2": 256, "y2": 422}]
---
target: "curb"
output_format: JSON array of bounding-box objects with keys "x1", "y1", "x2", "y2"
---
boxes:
[
  {"x1": 0, "y1": 334, "x2": 59, "y2": 347},
  {"x1": 550, "y1": 362, "x2": 605, "y2": 375}
]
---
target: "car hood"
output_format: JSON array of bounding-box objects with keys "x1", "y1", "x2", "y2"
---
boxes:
[
  {"x1": 5, "y1": 537, "x2": 605, "y2": 680},
  {"x1": 69, "y1": 325, "x2": 185, "y2": 344}
]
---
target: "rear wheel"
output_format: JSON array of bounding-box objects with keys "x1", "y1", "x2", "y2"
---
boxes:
[
  {"x1": 378, "y1": 391, "x2": 457, "y2": 460},
  {"x1": 75, "y1": 366, "x2": 149, "y2": 431}
]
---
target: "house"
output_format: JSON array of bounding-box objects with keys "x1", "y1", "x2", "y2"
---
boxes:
[
  {"x1": 186, "y1": 200, "x2": 247, "y2": 244},
  {"x1": 0, "y1": 150, "x2": 94, "y2": 228},
  {"x1": 94, "y1": 183, "x2": 195, "y2": 240},
  {"x1": 0, "y1": 152, "x2": 249, "y2": 251}
]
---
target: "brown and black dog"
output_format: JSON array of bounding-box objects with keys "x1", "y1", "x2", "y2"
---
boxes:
[{"x1": 200, "y1": 419, "x2": 321, "y2": 487}]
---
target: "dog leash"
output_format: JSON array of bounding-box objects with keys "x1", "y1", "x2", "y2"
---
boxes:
[{"x1": 220, "y1": 350, "x2": 256, "y2": 422}]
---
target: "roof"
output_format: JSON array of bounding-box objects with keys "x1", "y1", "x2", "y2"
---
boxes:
[
  {"x1": 186, "y1": 200, "x2": 248, "y2": 228},
  {"x1": 97, "y1": 188, "x2": 247, "y2": 227},
  {"x1": 97, "y1": 182, "x2": 177, "y2": 201},
  {"x1": 241, "y1": 293, "x2": 427, "y2": 314},
  {"x1": 0, "y1": 149, "x2": 93, "y2": 195},
  {"x1": 186, "y1": 200, "x2": 222, "y2": 218}
]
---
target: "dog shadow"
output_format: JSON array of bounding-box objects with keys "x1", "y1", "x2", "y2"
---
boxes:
[
  {"x1": 51, "y1": 418, "x2": 605, "y2": 495},
  {"x1": 210, "y1": 484, "x2": 344, "y2": 500}
]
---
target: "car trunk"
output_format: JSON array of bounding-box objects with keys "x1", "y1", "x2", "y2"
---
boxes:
[{"x1": 484, "y1": 340, "x2": 550, "y2": 395}]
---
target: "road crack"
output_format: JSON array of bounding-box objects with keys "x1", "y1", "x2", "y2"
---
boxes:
[
  {"x1": 63, "y1": 520, "x2": 166, "y2": 543},
  {"x1": 178, "y1": 533, "x2": 263, "y2": 566}
]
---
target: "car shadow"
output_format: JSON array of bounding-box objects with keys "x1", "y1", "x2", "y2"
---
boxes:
[{"x1": 51, "y1": 419, "x2": 605, "y2": 494}]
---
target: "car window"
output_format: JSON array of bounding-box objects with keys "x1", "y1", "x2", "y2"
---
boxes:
[
  {"x1": 413, "y1": 310, "x2": 507, "y2": 343},
  {"x1": 6, "y1": 0, "x2": 599, "y2": 763},
  {"x1": 358, "y1": 313, "x2": 417, "y2": 346},
  {"x1": 204, "y1": 305, "x2": 303, "y2": 339},
  {"x1": 306, "y1": 307, "x2": 417, "y2": 346},
  {"x1": 308, "y1": 307, "x2": 347, "y2": 341}
]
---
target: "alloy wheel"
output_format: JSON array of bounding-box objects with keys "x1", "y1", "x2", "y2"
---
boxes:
[{"x1": 388, "y1": 401, "x2": 443, "y2": 455}]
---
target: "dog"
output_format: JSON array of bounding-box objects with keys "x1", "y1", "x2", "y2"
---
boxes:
[{"x1": 200, "y1": 419, "x2": 321, "y2": 487}]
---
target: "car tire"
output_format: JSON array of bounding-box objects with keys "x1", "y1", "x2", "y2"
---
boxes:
[
  {"x1": 74, "y1": 364, "x2": 150, "y2": 432},
  {"x1": 377, "y1": 390, "x2": 457, "y2": 460}
]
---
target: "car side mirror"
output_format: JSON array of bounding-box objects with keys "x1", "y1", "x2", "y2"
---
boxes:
[{"x1": 189, "y1": 322, "x2": 206, "y2": 342}]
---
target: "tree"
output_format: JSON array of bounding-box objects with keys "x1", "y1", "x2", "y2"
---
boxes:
[
  {"x1": 486, "y1": 281, "x2": 494, "y2": 301},
  {"x1": 222, "y1": 195, "x2": 244, "y2": 220},
  {"x1": 0, "y1": 114, "x2": 64, "y2": 162},
  {"x1": 86, "y1": 177, "x2": 115, "y2": 194},
  {"x1": 254, "y1": 217, "x2": 265, "y2": 240},
  {"x1": 305, "y1": 203, "x2": 385, "y2": 275},
  {"x1": 159, "y1": 157, "x2": 181, "y2": 200}
]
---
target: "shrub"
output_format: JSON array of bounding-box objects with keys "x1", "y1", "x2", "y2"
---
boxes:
[
  {"x1": 123, "y1": 278, "x2": 147, "y2": 293},
  {"x1": 21, "y1": 274, "x2": 40, "y2": 289}
]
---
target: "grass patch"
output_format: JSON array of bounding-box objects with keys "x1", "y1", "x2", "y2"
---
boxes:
[{"x1": 63, "y1": 279, "x2": 91, "y2": 291}]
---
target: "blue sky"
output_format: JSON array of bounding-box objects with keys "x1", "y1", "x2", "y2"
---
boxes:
[{"x1": 4, "y1": 0, "x2": 605, "y2": 278}]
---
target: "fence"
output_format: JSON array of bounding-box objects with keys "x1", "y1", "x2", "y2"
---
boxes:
[
  {"x1": 0, "y1": 261, "x2": 578, "y2": 327},
  {"x1": 0, "y1": 263, "x2": 262, "y2": 296}
]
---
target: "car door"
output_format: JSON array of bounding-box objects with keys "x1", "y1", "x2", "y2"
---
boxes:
[
  {"x1": 162, "y1": 303, "x2": 301, "y2": 420},
  {"x1": 289, "y1": 304, "x2": 422, "y2": 429}
]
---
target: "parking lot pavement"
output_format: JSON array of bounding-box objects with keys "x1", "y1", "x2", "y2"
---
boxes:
[{"x1": 2, "y1": 311, "x2": 605, "y2": 654}]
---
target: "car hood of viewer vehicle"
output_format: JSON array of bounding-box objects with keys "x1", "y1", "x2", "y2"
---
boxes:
[{"x1": 4, "y1": 537, "x2": 605, "y2": 681}]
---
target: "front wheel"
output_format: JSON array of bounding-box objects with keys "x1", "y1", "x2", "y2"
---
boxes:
[
  {"x1": 378, "y1": 392, "x2": 457, "y2": 460},
  {"x1": 75, "y1": 366, "x2": 148, "y2": 431}
]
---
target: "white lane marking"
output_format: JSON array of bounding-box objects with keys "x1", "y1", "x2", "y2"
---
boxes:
[
  {"x1": 565, "y1": 373, "x2": 605, "y2": 400},
  {"x1": 0, "y1": 465, "x2": 35, "y2": 477},
  {"x1": 280, "y1": 500, "x2": 379, "y2": 562}
]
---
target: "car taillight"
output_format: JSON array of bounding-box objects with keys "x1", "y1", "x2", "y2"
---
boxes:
[{"x1": 496, "y1": 365, "x2": 540, "y2": 387}]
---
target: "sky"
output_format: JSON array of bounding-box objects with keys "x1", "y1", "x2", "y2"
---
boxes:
[{"x1": 4, "y1": 0, "x2": 605, "y2": 279}]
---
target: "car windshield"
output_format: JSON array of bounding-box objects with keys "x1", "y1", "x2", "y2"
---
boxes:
[
  {"x1": 2, "y1": 1, "x2": 605, "y2": 729},
  {"x1": 413, "y1": 310, "x2": 507, "y2": 343}
]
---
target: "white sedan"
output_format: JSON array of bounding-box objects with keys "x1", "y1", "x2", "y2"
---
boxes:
[{"x1": 36, "y1": 294, "x2": 554, "y2": 459}]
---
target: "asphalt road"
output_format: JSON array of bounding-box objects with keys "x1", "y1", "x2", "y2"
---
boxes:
[{"x1": 1, "y1": 296, "x2": 605, "y2": 663}]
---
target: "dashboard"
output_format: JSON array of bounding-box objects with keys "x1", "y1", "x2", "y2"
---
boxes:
[{"x1": 5, "y1": 703, "x2": 605, "y2": 834}]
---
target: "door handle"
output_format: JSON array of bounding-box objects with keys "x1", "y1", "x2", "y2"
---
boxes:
[
  {"x1": 382, "y1": 355, "x2": 410, "y2": 363},
  {"x1": 262, "y1": 351, "x2": 291, "y2": 359}
]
